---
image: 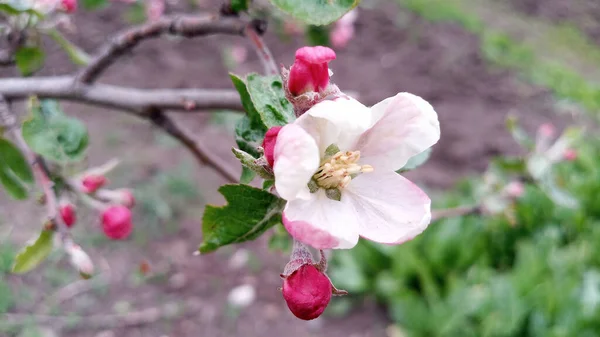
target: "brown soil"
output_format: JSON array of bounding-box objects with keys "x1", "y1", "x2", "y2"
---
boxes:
[{"x1": 1, "y1": 1, "x2": 564, "y2": 336}]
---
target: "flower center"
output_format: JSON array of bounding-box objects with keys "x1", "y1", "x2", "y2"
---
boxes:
[{"x1": 313, "y1": 150, "x2": 373, "y2": 189}]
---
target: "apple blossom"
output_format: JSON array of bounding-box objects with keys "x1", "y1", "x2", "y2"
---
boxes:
[
  {"x1": 330, "y1": 9, "x2": 358, "y2": 49},
  {"x1": 287, "y1": 46, "x2": 336, "y2": 96},
  {"x1": 563, "y1": 148, "x2": 577, "y2": 161},
  {"x1": 101, "y1": 205, "x2": 133, "y2": 240},
  {"x1": 265, "y1": 93, "x2": 440, "y2": 249},
  {"x1": 67, "y1": 244, "x2": 94, "y2": 278}
]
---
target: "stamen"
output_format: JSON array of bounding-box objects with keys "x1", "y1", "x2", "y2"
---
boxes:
[{"x1": 313, "y1": 150, "x2": 373, "y2": 189}]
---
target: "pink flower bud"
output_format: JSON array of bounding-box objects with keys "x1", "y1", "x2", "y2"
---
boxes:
[
  {"x1": 330, "y1": 24, "x2": 354, "y2": 49},
  {"x1": 504, "y1": 181, "x2": 524, "y2": 198},
  {"x1": 101, "y1": 205, "x2": 133, "y2": 240},
  {"x1": 81, "y1": 174, "x2": 107, "y2": 194},
  {"x1": 563, "y1": 148, "x2": 577, "y2": 161},
  {"x1": 538, "y1": 123, "x2": 556, "y2": 138},
  {"x1": 59, "y1": 202, "x2": 77, "y2": 228},
  {"x1": 61, "y1": 0, "x2": 77, "y2": 12},
  {"x1": 262, "y1": 126, "x2": 283, "y2": 167},
  {"x1": 288, "y1": 46, "x2": 336, "y2": 96},
  {"x1": 68, "y1": 244, "x2": 94, "y2": 277},
  {"x1": 282, "y1": 264, "x2": 332, "y2": 320}
]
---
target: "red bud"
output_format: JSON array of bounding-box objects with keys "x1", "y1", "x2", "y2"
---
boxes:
[
  {"x1": 282, "y1": 264, "x2": 332, "y2": 320},
  {"x1": 288, "y1": 46, "x2": 336, "y2": 96},
  {"x1": 101, "y1": 205, "x2": 133, "y2": 240},
  {"x1": 59, "y1": 202, "x2": 77, "y2": 228},
  {"x1": 61, "y1": 0, "x2": 77, "y2": 13},
  {"x1": 81, "y1": 174, "x2": 107, "y2": 194}
]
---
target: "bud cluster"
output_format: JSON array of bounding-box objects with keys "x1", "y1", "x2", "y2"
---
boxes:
[{"x1": 58, "y1": 159, "x2": 135, "y2": 240}]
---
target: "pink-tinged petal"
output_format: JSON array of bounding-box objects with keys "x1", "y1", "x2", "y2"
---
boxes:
[
  {"x1": 262, "y1": 126, "x2": 283, "y2": 167},
  {"x1": 273, "y1": 124, "x2": 320, "y2": 201},
  {"x1": 283, "y1": 191, "x2": 359, "y2": 249},
  {"x1": 295, "y1": 46, "x2": 336, "y2": 64},
  {"x1": 295, "y1": 97, "x2": 371, "y2": 154},
  {"x1": 355, "y1": 93, "x2": 440, "y2": 171},
  {"x1": 344, "y1": 171, "x2": 431, "y2": 244}
]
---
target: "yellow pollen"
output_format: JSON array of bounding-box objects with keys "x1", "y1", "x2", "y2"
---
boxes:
[{"x1": 313, "y1": 151, "x2": 374, "y2": 189}]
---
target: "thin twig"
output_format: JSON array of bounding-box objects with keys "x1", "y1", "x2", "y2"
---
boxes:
[
  {"x1": 148, "y1": 109, "x2": 238, "y2": 183},
  {"x1": 0, "y1": 76, "x2": 243, "y2": 114},
  {"x1": 0, "y1": 96, "x2": 80, "y2": 260},
  {"x1": 78, "y1": 14, "x2": 248, "y2": 84},
  {"x1": 431, "y1": 205, "x2": 481, "y2": 222},
  {"x1": 245, "y1": 22, "x2": 278, "y2": 76}
]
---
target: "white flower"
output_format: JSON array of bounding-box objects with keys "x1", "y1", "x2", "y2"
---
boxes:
[
  {"x1": 269, "y1": 93, "x2": 440, "y2": 249},
  {"x1": 227, "y1": 284, "x2": 256, "y2": 308}
]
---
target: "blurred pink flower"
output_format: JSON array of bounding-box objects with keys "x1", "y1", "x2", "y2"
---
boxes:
[
  {"x1": 146, "y1": 0, "x2": 165, "y2": 21},
  {"x1": 563, "y1": 148, "x2": 577, "y2": 161},
  {"x1": 504, "y1": 181, "x2": 525, "y2": 198},
  {"x1": 230, "y1": 45, "x2": 248, "y2": 64},
  {"x1": 330, "y1": 10, "x2": 358, "y2": 49}
]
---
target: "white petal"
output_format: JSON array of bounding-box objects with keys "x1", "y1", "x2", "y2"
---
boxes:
[
  {"x1": 344, "y1": 171, "x2": 431, "y2": 244},
  {"x1": 355, "y1": 93, "x2": 440, "y2": 171},
  {"x1": 283, "y1": 190, "x2": 360, "y2": 249},
  {"x1": 273, "y1": 124, "x2": 320, "y2": 201},
  {"x1": 295, "y1": 96, "x2": 372, "y2": 154}
]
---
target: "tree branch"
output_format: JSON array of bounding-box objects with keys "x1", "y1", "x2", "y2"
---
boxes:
[
  {"x1": 148, "y1": 109, "x2": 238, "y2": 183},
  {"x1": 245, "y1": 21, "x2": 278, "y2": 76},
  {"x1": 78, "y1": 14, "x2": 248, "y2": 84},
  {"x1": 0, "y1": 76, "x2": 243, "y2": 114},
  {"x1": 0, "y1": 96, "x2": 80, "y2": 255}
]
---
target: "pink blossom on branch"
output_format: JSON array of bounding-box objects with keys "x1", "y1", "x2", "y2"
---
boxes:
[
  {"x1": 268, "y1": 92, "x2": 440, "y2": 249},
  {"x1": 59, "y1": 200, "x2": 77, "y2": 228},
  {"x1": 330, "y1": 9, "x2": 358, "y2": 49},
  {"x1": 60, "y1": 0, "x2": 77, "y2": 13}
]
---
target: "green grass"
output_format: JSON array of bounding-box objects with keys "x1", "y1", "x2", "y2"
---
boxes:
[{"x1": 398, "y1": 0, "x2": 600, "y2": 116}]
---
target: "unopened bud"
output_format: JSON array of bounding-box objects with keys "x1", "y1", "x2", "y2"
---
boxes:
[
  {"x1": 68, "y1": 244, "x2": 94, "y2": 278},
  {"x1": 282, "y1": 264, "x2": 332, "y2": 320},
  {"x1": 287, "y1": 46, "x2": 336, "y2": 96},
  {"x1": 61, "y1": 0, "x2": 77, "y2": 13},
  {"x1": 59, "y1": 201, "x2": 77, "y2": 228},
  {"x1": 101, "y1": 205, "x2": 133, "y2": 240},
  {"x1": 81, "y1": 174, "x2": 107, "y2": 194}
]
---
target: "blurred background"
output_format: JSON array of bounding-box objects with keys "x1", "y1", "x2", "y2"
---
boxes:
[{"x1": 2, "y1": 0, "x2": 600, "y2": 336}]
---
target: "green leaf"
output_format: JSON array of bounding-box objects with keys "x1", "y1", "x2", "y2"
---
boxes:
[
  {"x1": 12, "y1": 230, "x2": 54, "y2": 274},
  {"x1": 240, "y1": 166, "x2": 256, "y2": 184},
  {"x1": 270, "y1": 0, "x2": 360, "y2": 26},
  {"x1": 246, "y1": 74, "x2": 295, "y2": 127},
  {"x1": 398, "y1": 148, "x2": 432, "y2": 172},
  {"x1": 21, "y1": 99, "x2": 89, "y2": 162},
  {"x1": 0, "y1": 0, "x2": 41, "y2": 16},
  {"x1": 15, "y1": 47, "x2": 45, "y2": 76},
  {"x1": 0, "y1": 138, "x2": 34, "y2": 200},
  {"x1": 81, "y1": 0, "x2": 108, "y2": 10},
  {"x1": 230, "y1": 0, "x2": 250, "y2": 12},
  {"x1": 199, "y1": 184, "x2": 286, "y2": 253},
  {"x1": 306, "y1": 25, "x2": 331, "y2": 46},
  {"x1": 235, "y1": 115, "x2": 265, "y2": 158}
]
